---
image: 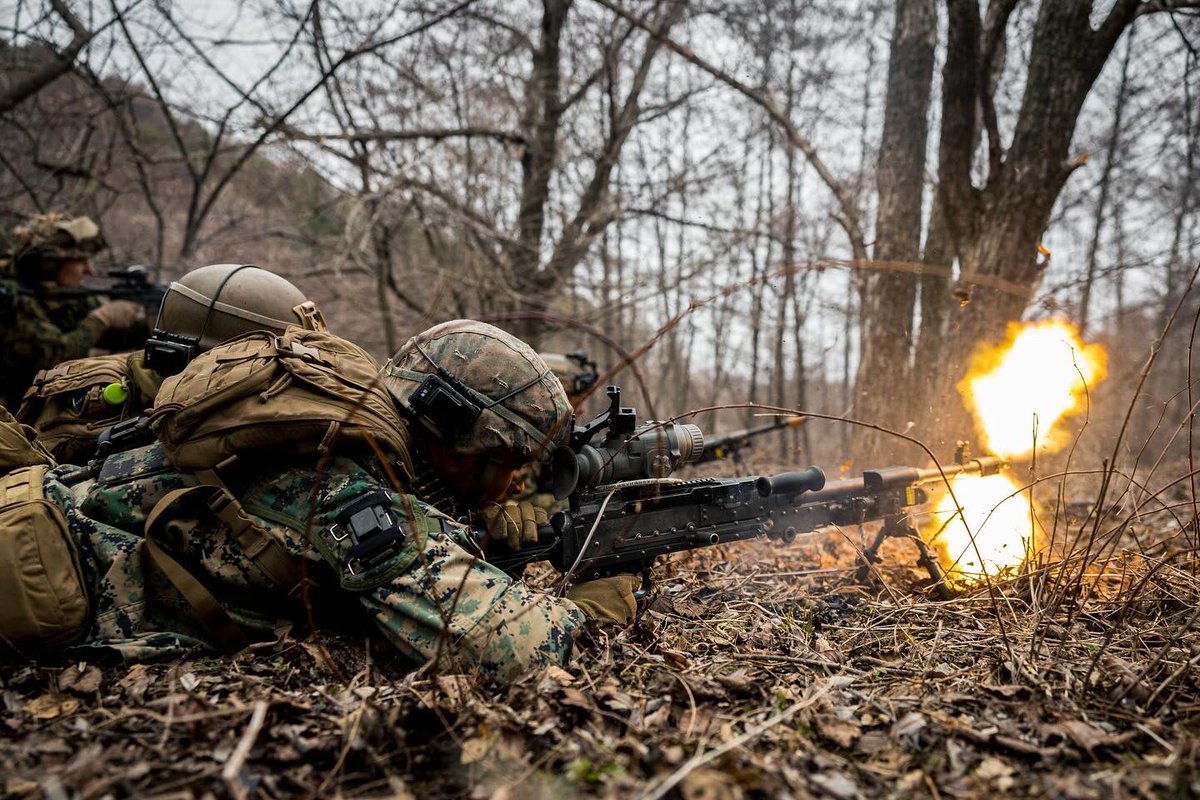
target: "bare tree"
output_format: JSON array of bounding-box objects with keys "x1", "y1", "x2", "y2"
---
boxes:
[{"x1": 0, "y1": 0, "x2": 93, "y2": 115}]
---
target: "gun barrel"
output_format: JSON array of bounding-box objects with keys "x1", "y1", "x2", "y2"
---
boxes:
[
  {"x1": 863, "y1": 456, "x2": 1007, "y2": 491},
  {"x1": 696, "y1": 416, "x2": 805, "y2": 463}
]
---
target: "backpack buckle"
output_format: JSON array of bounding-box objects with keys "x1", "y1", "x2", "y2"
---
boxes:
[{"x1": 282, "y1": 340, "x2": 324, "y2": 364}]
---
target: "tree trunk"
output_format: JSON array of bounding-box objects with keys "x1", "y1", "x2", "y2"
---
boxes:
[
  {"x1": 852, "y1": 0, "x2": 936, "y2": 461},
  {"x1": 1078, "y1": 26, "x2": 1135, "y2": 337},
  {"x1": 910, "y1": 0, "x2": 1142, "y2": 455}
]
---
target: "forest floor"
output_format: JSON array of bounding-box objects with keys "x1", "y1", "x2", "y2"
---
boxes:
[{"x1": 2, "y1": 461, "x2": 1199, "y2": 799}]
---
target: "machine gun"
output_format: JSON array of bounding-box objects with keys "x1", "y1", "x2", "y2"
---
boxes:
[
  {"x1": 695, "y1": 416, "x2": 807, "y2": 464},
  {"x1": 483, "y1": 386, "x2": 1007, "y2": 598}
]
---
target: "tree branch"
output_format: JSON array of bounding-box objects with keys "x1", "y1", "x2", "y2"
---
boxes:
[
  {"x1": 0, "y1": 0, "x2": 94, "y2": 116},
  {"x1": 980, "y1": 0, "x2": 1019, "y2": 180},
  {"x1": 589, "y1": 0, "x2": 866, "y2": 260},
  {"x1": 281, "y1": 126, "x2": 526, "y2": 146},
  {"x1": 191, "y1": 0, "x2": 481, "y2": 254}
]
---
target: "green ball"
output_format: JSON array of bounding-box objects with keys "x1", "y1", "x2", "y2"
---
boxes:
[{"x1": 101, "y1": 382, "x2": 129, "y2": 406}]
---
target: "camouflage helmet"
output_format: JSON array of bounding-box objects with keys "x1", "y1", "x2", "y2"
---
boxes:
[
  {"x1": 384, "y1": 320, "x2": 572, "y2": 460},
  {"x1": 9, "y1": 213, "x2": 106, "y2": 281},
  {"x1": 145, "y1": 263, "x2": 326, "y2": 375}
]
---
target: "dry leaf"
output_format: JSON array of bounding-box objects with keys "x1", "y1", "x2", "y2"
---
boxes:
[
  {"x1": 537, "y1": 665, "x2": 574, "y2": 693},
  {"x1": 1045, "y1": 720, "x2": 1134, "y2": 756},
  {"x1": 23, "y1": 694, "x2": 80, "y2": 720},
  {"x1": 299, "y1": 639, "x2": 338, "y2": 673},
  {"x1": 810, "y1": 770, "x2": 860, "y2": 799},
  {"x1": 891, "y1": 711, "x2": 927, "y2": 741},
  {"x1": 460, "y1": 736, "x2": 490, "y2": 765},
  {"x1": 4, "y1": 778, "x2": 39, "y2": 797},
  {"x1": 57, "y1": 664, "x2": 102, "y2": 695},
  {"x1": 974, "y1": 756, "x2": 1016, "y2": 791},
  {"x1": 816, "y1": 716, "x2": 861, "y2": 748},
  {"x1": 680, "y1": 767, "x2": 743, "y2": 800}
]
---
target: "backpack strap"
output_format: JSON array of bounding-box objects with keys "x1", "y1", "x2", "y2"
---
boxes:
[
  {"x1": 144, "y1": 487, "x2": 248, "y2": 654},
  {"x1": 143, "y1": 471, "x2": 308, "y2": 654},
  {"x1": 193, "y1": 466, "x2": 305, "y2": 596}
]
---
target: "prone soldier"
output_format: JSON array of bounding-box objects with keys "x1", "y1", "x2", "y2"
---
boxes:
[
  {"x1": 6, "y1": 314, "x2": 636, "y2": 681},
  {"x1": 16, "y1": 263, "x2": 327, "y2": 464}
]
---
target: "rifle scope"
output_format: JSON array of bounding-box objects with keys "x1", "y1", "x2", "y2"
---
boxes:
[{"x1": 553, "y1": 420, "x2": 705, "y2": 496}]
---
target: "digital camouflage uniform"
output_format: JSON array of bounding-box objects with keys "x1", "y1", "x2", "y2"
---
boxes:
[
  {"x1": 0, "y1": 282, "x2": 104, "y2": 411},
  {"x1": 0, "y1": 214, "x2": 108, "y2": 411},
  {"x1": 46, "y1": 443, "x2": 585, "y2": 679}
]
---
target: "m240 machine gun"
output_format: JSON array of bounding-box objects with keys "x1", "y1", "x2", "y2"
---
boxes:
[
  {"x1": 484, "y1": 386, "x2": 1007, "y2": 598},
  {"x1": 695, "y1": 415, "x2": 807, "y2": 464}
]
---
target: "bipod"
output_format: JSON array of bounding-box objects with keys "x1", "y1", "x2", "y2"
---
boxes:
[{"x1": 855, "y1": 514, "x2": 954, "y2": 600}]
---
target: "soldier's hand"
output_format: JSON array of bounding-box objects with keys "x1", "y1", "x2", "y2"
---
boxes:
[
  {"x1": 565, "y1": 574, "x2": 639, "y2": 625},
  {"x1": 478, "y1": 500, "x2": 548, "y2": 550},
  {"x1": 89, "y1": 300, "x2": 143, "y2": 330}
]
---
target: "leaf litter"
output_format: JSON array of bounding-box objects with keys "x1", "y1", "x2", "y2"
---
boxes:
[{"x1": 2, "y1": 471, "x2": 1199, "y2": 798}]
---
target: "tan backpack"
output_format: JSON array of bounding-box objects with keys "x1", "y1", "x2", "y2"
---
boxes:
[
  {"x1": 150, "y1": 327, "x2": 414, "y2": 476},
  {"x1": 17, "y1": 352, "x2": 161, "y2": 464},
  {"x1": 0, "y1": 410, "x2": 89, "y2": 652}
]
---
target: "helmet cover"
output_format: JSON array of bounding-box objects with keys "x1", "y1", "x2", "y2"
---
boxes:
[
  {"x1": 9, "y1": 213, "x2": 106, "y2": 281},
  {"x1": 385, "y1": 320, "x2": 572, "y2": 460}
]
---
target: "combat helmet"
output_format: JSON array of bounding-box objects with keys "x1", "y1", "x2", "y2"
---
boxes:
[
  {"x1": 7, "y1": 213, "x2": 106, "y2": 282},
  {"x1": 145, "y1": 263, "x2": 326, "y2": 375},
  {"x1": 384, "y1": 320, "x2": 572, "y2": 460}
]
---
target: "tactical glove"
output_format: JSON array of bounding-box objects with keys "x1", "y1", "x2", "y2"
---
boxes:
[
  {"x1": 88, "y1": 299, "x2": 142, "y2": 330},
  {"x1": 478, "y1": 500, "x2": 548, "y2": 550},
  {"x1": 565, "y1": 574, "x2": 639, "y2": 625}
]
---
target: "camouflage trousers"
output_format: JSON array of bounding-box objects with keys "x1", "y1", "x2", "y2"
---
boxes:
[{"x1": 45, "y1": 445, "x2": 584, "y2": 682}]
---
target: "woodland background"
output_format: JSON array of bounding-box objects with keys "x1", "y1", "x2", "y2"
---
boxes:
[
  {"x1": 2, "y1": 0, "x2": 1197, "y2": 470},
  {"x1": 4, "y1": 3, "x2": 1200, "y2": 799}
]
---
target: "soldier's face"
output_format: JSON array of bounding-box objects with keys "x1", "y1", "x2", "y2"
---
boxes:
[
  {"x1": 55, "y1": 258, "x2": 93, "y2": 287},
  {"x1": 425, "y1": 440, "x2": 523, "y2": 507}
]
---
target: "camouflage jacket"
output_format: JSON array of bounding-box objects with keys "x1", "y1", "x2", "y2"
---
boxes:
[
  {"x1": 0, "y1": 278, "x2": 104, "y2": 411},
  {"x1": 45, "y1": 443, "x2": 584, "y2": 682}
]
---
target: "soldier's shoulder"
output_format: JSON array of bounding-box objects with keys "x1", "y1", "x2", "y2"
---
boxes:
[{"x1": 241, "y1": 455, "x2": 395, "y2": 518}]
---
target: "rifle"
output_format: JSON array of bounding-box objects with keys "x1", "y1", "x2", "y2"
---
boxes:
[
  {"x1": 695, "y1": 416, "x2": 807, "y2": 464},
  {"x1": 483, "y1": 386, "x2": 1006, "y2": 598},
  {"x1": 58, "y1": 266, "x2": 169, "y2": 320},
  {"x1": 0, "y1": 265, "x2": 168, "y2": 320}
]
